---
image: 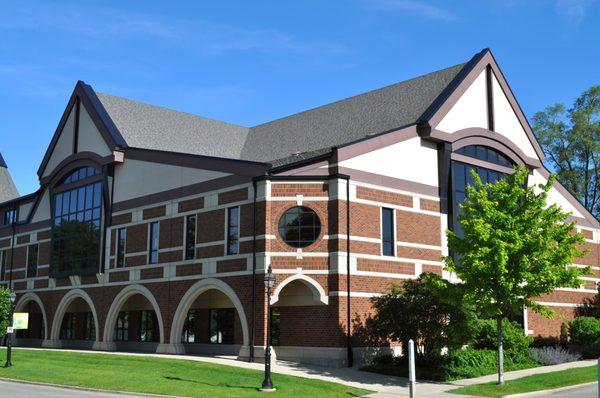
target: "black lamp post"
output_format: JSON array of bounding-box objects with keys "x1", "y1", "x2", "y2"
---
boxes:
[
  {"x1": 4, "y1": 291, "x2": 16, "y2": 368},
  {"x1": 260, "y1": 267, "x2": 276, "y2": 392}
]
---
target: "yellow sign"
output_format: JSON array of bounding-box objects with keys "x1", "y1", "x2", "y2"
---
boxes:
[{"x1": 12, "y1": 312, "x2": 29, "y2": 330}]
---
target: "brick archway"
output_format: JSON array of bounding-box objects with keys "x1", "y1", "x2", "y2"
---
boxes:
[
  {"x1": 169, "y1": 278, "x2": 249, "y2": 349},
  {"x1": 14, "y1": 292, "x2": 48, "y2": 340},
  {"x1": 50, "y1": 289, "x2": 99, "y2": 343}
]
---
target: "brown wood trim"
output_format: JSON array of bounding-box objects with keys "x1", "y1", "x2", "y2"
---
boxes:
[
  {"x1": 112, "y1": 174, "x2": 252, "y2": 212},
  {"x1": 40, "y1": 152, "x2": 115, "y2": 185},
  {"x1": 335, "y1": 125, "x2": 419, "y2": 162},
  {"x1": 125, "y1": 147, "x2": 269, "y2": 176},
  {"x1": 337, "y1": 166, "x2": 439, "y2": 197},
  {"x1": 451, "y1": 153, "x2": 515, "y2": 174}
]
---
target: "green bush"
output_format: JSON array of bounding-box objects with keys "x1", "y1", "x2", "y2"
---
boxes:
[
  {"x1": 471, "y1": 318, "x2": 532, "y2": 361},
  {"x1": 569, "y1": 317, "x2": 600, "y2": 346},
  {"x1": 441, "y1": 348, "x2": 539, "y2": 381},
  {"x1": 0, "y1": 287, "x2": 11, "y2": 339}
]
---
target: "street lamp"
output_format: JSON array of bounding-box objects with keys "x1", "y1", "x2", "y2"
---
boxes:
[
  {"x1": 4, "y1": 291, "x2": 16, "y2": 368},
  {"x1": 260, "y1": 267, "x2": 276, "y2": 392}
]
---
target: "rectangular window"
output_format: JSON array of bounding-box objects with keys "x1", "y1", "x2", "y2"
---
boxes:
[
  {"x1": 182, "y1": 309, "x2": 198, "y2": 343},
  {"x1": 27, "y1": 244, "x2": 38, "y2": 278},
  {"x1": 209, "y1": 308, "x2": 235, "y2": 344},
  {"x1": 51, "y1": 181, "x2": 102, "y2": 275},
  {"x1": 0, "y1": 250, "x2": 6, "y2": 281},
  {"x1": 381, "y1": 208, "x2": 395, "y2": 256},
  {"x1": 139, "y1": 310, "x2": 159, "y2": 342},
  {"x1": 226, "y1": 207, "x2": 239, "y2": 255},
  {"x1": 116, "y1": 228, "x2": 126, "y2": 268},
  {"x1": 270, "y1": 308, "x2": 281, "y2": 346},
  {"x1": 60, "y1": 313, "x2": 77, "y2": 340},
  {"x1": 185, "y1": 215, "x2": 197, "y2": 260},
  {"x1": 149, "y1": 222, "x2": 159, "y2": 264},
  {"x1": 83, "y1": 312, "x2": 96, "y2": 341},
  {"x1": 114, "y1": 311, "x2": 129, "y2": 341},
  {"x1": 3, "y1": 209, "x2": 17, "y2": 225}
]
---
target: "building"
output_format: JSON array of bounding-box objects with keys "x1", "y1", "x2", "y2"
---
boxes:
[{"x1": 0, "y1": 49, "x2": 598, "y2": 367}]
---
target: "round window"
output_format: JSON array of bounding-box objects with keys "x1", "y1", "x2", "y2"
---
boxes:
[{"x1": 278, "y1": 206, "x2": 322, "y2": 248}]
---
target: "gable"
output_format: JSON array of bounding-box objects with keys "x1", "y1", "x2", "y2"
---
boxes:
[
  {"x1": 425, "y1": 49, "x2": 544, "y2": 163},
  {"x1": 42, "y1": 105, "x2": 76, "y2": 178},
  {"x1": 78, "y1": 103, "x2": 112, "y2": 156}
]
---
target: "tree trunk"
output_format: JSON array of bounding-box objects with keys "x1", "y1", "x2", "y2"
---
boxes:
[{"x1": 497, "y1": 316, "x2": 505, "y2": 385}]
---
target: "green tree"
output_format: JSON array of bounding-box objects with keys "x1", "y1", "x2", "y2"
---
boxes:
[
  {"x1": 445, "y1": 167, "x2": 588, "y2": 384},
  {"x1": 369, "y1": 273, "x2": 475, "y2": 363},
  {"x1": 0, "y1": 287, "x2": 10, "y2": 339},
  {"x1": 532, "y1": 86, "x2": 600, "y2": 218}
]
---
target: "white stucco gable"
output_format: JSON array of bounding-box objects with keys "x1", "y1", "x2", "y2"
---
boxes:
[
  {"x1": 78, "y1": 104, "x2": 112, "y2": 157},
  {"x1": 43, "y1": 106, "x2": 76, "y2": 178}
]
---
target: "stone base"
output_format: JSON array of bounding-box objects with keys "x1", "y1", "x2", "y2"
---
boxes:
[
  {"x1": 238, "y1": 345, "x2": 277, "y2": 363},
  {"x1": 41, "y1": 339, "x2": 62, "y2": 349}
]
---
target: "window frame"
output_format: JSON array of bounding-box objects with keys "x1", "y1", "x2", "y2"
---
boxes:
[
  {"x1": 148, "y1": 222, "x2": 159, "y2": 264},
  {"x1": 3, "y1": 209, "x2": 17, "y2": 226},
  {"x1": 226, "y1": 207, "x2": 240, "y2": 255},
  {"x1": 208, "y1": 308, "x2": 235, "y2": 345},
  {"x1": 50, "y1": 166, "x2": 104, "y2": 278},
  {"x1": 380, "y1": 207, "x2": 396, "y2": 257},
  {"x1": 139, "y1": 310, "x2": 159, "y2": 343},
  {"x1": 27, "y1": 244, "x2": 39, "y2": 278},
  {"x1": 0, "y1": 250, "x2": 6, "y2": 281},
  {"x1": 116, "y1": 227, "x2": 127, "y2": 268},
  {"x1": 277, "y1": 206, "x2": 322, "y2": 248},
  {"x1": 114, "y1": 311, "x2": 129, "y2": 342},
  {"x1": 184, "y1": 214, "x2": 197, "y2": 261}
]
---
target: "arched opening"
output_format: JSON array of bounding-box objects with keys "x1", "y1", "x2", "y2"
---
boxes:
[
  {"x1": 103, "y1": 285, "x2": 164, "y2": 352},
  {"x1": 14, "y1": 297, "x2": 46, "y2": 347},
  {"x1": 170, "y1": 279, "x2": 249, "y2": 357},
  {"x1": 51, "y1": 290, "x2": 99, "y2": 349},
  {"x1": 269, "y1": 276, "x2": 329, "y2": 360}
]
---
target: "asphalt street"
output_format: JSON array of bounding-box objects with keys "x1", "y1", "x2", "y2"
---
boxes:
[{"x1": 0, "y1": 380, "x2": 145, "y2": 397}]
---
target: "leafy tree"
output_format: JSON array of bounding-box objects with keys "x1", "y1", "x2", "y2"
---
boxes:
[
  {"x1": 0, "y1": 287, "x2": 10, "y2": 340},
  {"x1": 445, "y1": 166, "x2": 588, "y2": 384},
  {"x1": 369, "y1": 273, "x2": 475, "y2": 363},
  {"x1": 532, "y1": 86, "x2": 600, "y2": 218}
]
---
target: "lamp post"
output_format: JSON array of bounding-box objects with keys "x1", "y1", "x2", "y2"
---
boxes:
[
  {"x1": 4, "y1": 291, "x2": 16, "y2": 368},
  {"x1": 260, "y1": 267, "x2": 276, "y2": 392}
]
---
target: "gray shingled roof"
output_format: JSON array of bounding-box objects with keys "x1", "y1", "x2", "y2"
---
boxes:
[
  {"x1": 95, "y1": 61, "x2": 468, "y2": 167},
  {"x1": 0, "y1": 153, "x2": 19, "y2": 203},
  {"x1": 96, "y1": 94, "x2": 250, "y2": 159}
]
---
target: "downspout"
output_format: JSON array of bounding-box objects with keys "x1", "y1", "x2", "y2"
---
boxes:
[
  {"x1": 345, "y1": 175, "x2": 353, "y2": 367},
  {"x1": 8, "y1": 201, "x2": 17, "y2": 293},
  {"x1": 250, "y1": 179, "x2": 258, "y2": 362}
]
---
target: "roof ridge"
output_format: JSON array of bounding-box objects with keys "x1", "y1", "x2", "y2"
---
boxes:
[
  {"x1": 250, "y1": 62, "x2": 467, "y2": 129},
  {"x1": 0, "y1": 152, "x2": 7, "y2": 168}
]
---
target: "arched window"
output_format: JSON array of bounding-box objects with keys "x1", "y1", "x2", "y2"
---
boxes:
[
  {"x1": 452, "y1": 146, "x2": 515, "y2": 236},
  {"x1": 51, "y1": 166, "x2": 103, "y2": 277},
  {"x1": 456, "y1": 145, "x2": 513, "y2": 167},
  {"x1": 278, "y1": 206, "x2": 321, "y2": 248},
  {"x1": 60, "y1": 167, "x2": 100, "y2": 185}
]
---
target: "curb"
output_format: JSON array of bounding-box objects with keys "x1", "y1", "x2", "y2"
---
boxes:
[
  {"x1": 0, "y1": 377, "x2": 186, "y2": 398},
  {"x1": 503, "y1": 381, "x2": 597, "y2": 398}
]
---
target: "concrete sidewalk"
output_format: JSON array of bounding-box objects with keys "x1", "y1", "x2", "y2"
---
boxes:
[{"x1": 9, "y1": 347, "x2": 598, "y2": 397}]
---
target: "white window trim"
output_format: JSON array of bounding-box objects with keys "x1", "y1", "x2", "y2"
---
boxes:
[
  {"x1": 380, "y1": 207, "x2": 396, "y2": 257},
  {"x1": 116, "y1": 227, "x2": 127, "y2": 268},
  {"x1": 225, "y1": 206, "x2": 240, "y2": 256},
  {"x1": 148, "y1": 222, "x2": 160, "y2": 264},
  {"x1": 183, "y1": 214, "x2": 198, "y2": 261}
]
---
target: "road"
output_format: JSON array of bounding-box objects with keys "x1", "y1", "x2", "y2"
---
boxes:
[
  {"x1": 527, "y1": 383, "x2": 597, "y2": 398},
  {"x1": 0, "y1": 380, "x2": 146, "y2": 397}
]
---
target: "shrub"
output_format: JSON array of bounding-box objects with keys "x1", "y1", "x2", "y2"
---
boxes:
[
  {"x1": 369, "y1": 273, "x2": 475, "y2": 362},
  {"x1": 0, "y1": 287, "x2": 11, "y2": 339},
  {"x1": 568, "y1": 317, "x2": 600, "y2": 346},
  {"x1": 442, "y1": 348, "x2": 538, "y2": 381},
  {"x1": 528, "y1": 346, "x2": 581, "y2": 365},
  {"x1": 471, "y1": 318, "x2": 532, "y2": 360},
  {"x1": 531, "y1": 335, "x2": 562, "y2": 348}
]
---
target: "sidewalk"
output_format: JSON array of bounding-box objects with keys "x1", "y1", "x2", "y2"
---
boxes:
[{"x1": 9, "y1": 347, "x2": 597, "y2": 397}]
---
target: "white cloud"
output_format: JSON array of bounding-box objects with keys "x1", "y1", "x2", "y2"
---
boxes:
[
  {"x1": 555, "y1": 0, "x2": 596, "y2": 25},
  {"x1": 368, "y1": 0, "x2": 457, "y2": 21}
]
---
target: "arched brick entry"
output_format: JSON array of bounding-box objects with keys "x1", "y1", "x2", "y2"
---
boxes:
[
  {"x1": 50, "y1": 289, "x2": 100, "y2": 349},
  {"x1": 169, "y1": 278, "x2": 249, "y2": 356},
  {"x1": 102, "y1": 284, "x2": 165, "y2": 351},
  {"x1": 14, "y1": 292, "x2": 48, "y2": 342}
]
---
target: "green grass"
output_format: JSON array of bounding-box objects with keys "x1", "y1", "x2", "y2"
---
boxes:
[
  {"x1": 0, "y1": 348, "x2": 369, "y2": 398},
  {"x1": 449, "y1": 365, "x2": 598, "y2": 397}
]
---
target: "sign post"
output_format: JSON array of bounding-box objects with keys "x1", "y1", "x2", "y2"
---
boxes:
[{"x1": 408, "y1": 339, "x2": 416, "y2": 398}]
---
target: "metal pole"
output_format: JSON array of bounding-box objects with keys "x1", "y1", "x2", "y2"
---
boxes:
[
  {"x1": 408, "y1": 339, "x2": 415, "y2": 398},
  {"x1": 4, "y1": 304, "x2": 13, "y2": 368},
  {"x1": 261, "y1": 281, "x2": 275, "y2": 392},
  {"x1": 597, "y1": 357, "x2": 599, "y2": 398}
]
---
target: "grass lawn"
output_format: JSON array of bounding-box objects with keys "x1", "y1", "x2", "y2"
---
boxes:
[
  {"x1": 449, "y1": 365, "x2": 598, "y2": 397},
  {"x1": 0, "y1": 348, "x2": 369, "y2": 398}
]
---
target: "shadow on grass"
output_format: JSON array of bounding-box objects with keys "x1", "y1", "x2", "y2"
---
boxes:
[{"x1": 164, "y1": 376, "x2": 258, "y2": 391}]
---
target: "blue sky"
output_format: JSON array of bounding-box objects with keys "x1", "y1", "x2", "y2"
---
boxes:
[{"x1": 1, "y1": 0, "x2": 598, "y2": 195}]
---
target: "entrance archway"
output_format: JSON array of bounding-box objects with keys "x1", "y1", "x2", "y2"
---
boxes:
[
  {"x1": 51, "y1": 289, "x2": 99, "y2": 348},
  {"x1": 14, "y1": 293, "x2": 47, "y2": 345}
]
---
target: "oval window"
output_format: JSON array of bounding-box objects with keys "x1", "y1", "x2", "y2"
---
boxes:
[{"x1": 278, "y1": 206, "x2": 321, "y2": 248}]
